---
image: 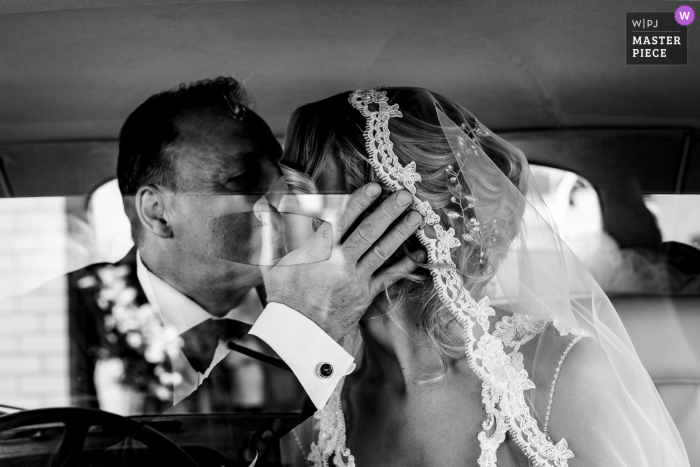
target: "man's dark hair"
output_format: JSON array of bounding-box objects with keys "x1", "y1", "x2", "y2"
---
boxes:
[
  {"x1": 117, "y1": 77, "x2": 252, "y2": 241},
  {"x1": 118, "y1": 76, "x2": 251, "y2": 196}
]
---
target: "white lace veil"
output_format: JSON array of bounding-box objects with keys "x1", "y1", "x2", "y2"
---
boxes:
[
  {"x1": 435, "y1": 102, "x2": 688, "y2": 467},
  {"x1": 303, "y1": 88, "x2": 689, "y2": 467}
]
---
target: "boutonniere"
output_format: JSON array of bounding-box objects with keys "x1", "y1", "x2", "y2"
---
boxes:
[{"x1": 79, "y1": 264, "x2": 182, "y2": 399}]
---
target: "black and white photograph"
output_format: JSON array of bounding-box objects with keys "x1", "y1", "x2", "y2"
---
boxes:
[{"x1": 0, "y1": 1, "x2": 698, "y2": 466}]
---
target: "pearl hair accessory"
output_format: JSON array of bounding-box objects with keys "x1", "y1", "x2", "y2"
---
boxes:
[{"x1": 443, "y1": 164, "x2": 484, "y2": 263}]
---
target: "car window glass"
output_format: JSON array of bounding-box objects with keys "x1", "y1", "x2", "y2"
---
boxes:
[
  {"x1": 530, "y1": 165, "x2": 700, "y2": 294},
  {"x1": 644, "y1": 194, "x2": 700, "y2": 251},
  {"x1": 1, "y1": 165, "x2": 698, "y2": 419}
]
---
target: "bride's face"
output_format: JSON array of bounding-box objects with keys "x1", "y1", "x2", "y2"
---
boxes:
[{"x1": 282, "y1": 156, "x2": 350, "y2": 252}]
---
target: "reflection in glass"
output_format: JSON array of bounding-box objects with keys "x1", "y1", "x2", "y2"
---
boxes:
[
  {"x1": 531, "y1": 166, "x2": 700, "y2": 293},
  {"x1": 0, "y1": 422, "x2": 67, "y2": 466},
  {"x1": 205, "y1": 211, "x2": 330, "y2": 266}
]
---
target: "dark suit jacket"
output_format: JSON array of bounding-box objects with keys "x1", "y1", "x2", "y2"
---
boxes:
[
  {"x1": 1, "y1": 248, "x2": 314, "y2": 466},
  {"x1": 66, "y1": 248, "x2": 309, "y2": 416}
]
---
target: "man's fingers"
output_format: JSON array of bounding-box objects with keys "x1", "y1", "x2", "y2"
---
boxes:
[
  {"x1": 246, "y1": 431, "x2": 266, "y2": 453},
  {"x1": 244, "y1": 431, "x2": 261, "y2": 462},
  {"x1": 368, "y1": 251, "x2": 425, "y2": 297},
  {"x1": 342, "y1": 190, "x2": 414, "y2": 263},
  {"x1": 243, "y1": 448, "x2": 256, "y2": 463},
  {"x1": 271, "y1": 418, "x2": 283, "y2": 434},
  {"x1": 327, "y1": 183, "x2": 382, "y2": 240},
  {"x1": 356, "y1": 209, "x2": 423, "y2": 275}
]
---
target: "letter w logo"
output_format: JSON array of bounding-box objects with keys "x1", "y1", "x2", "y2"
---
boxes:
[
  {"x1": 632, "y1": 19, "x2": 642, "y2": 27},
  {"x1": 679, "y1": 11, "x2": 690, "y2": 20}
]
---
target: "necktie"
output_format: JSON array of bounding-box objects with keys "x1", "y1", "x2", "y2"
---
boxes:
[{"x1": 179, "y1": 318, "x2": 252, "y2": 374}]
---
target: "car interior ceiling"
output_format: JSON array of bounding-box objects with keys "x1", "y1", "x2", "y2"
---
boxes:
[
  {"x1": 1, "y1": 0, "x2": 700, "y2": 143},
  {"x1": 1, "y1": 1, "x2": 700, "y2": 466}
]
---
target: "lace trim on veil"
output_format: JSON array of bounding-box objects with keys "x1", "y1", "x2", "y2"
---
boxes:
[{"x1": 306, "y1": 90, "x2": 580, "y2": 467}]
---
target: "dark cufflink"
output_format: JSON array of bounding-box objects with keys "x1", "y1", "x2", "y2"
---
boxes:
[{"x1": 316, "y1": 362, "x2": 333, "y2": 379}]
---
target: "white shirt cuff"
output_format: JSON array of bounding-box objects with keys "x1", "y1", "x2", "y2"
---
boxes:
[{"x1": 248, "y1": 302, "x2": 355, "y2": 410}]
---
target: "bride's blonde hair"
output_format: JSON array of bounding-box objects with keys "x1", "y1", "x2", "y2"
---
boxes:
[{"x1": 281, "y1": 88, "x2": 524, "y2": 378}]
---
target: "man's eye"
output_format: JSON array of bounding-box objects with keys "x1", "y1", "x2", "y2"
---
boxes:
[
  {"x1": 224, "y1": 176, "x2": 244, "y2": 187},
  {"x1": 224, "y1": 177, "x2": 250, "y2": 190},
  {"x1": 224, "y1": 176, "x2": 264, "y2": 194},
  {"x1": 223, "y1": 163, "x2": 265, "y2": 193}
]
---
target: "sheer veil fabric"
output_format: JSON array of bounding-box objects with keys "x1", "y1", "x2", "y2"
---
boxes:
[{"x1": 290, "y1": 88, "x2": 689, "y2": 467}]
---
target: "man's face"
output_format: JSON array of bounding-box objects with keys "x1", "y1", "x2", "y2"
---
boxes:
[{"x1": 163, "y1": 110, "x2": 284, "y2": 289}]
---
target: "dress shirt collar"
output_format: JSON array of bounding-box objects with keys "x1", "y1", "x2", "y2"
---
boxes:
[{"x1": 135, "y1": 251, "x2": 260, "y2": 336}]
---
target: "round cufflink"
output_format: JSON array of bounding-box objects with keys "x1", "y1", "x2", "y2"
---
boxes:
[{"x1": 316, "y1": 362, "x2": 334, "y2": 379}]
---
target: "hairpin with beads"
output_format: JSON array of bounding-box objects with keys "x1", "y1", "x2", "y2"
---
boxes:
[
  {"x1": 460, "y1": 120, "x2": 489, "y2": 139},
  {"x1": 444, "y1": 164, "x2": 487, "y2": 265}
]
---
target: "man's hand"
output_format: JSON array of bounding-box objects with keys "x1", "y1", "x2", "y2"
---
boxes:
[
  {"x1": 241, "y1": 418, "x2": 284, "y2": 464},
  {"x1": 259, "y1": 183, "x2": 425, "y2": 341}
]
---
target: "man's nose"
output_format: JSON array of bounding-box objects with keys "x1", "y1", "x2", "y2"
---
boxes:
[{"x1": 260, "y1": 175, "x2": 290, "y2": 211}]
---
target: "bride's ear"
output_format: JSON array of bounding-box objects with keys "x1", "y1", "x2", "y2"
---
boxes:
[{"x1": 135, "y1": 185, "x2": 173, "y2": 239}]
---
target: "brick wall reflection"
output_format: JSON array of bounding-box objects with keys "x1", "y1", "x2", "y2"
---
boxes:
[{"x1": 0, "y1": 197, "x2": 70, "y2": 409}]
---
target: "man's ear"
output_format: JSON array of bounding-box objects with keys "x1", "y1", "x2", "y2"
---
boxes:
[{"x1": 135, "y1": 185, "x2": 173, "y2": 239}]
